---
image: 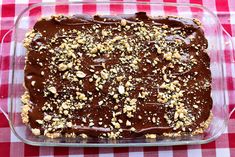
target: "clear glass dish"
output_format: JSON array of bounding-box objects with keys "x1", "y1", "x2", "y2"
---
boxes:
[{"x1": 0, "y1": 1, "x2": 235, "y2": 147}]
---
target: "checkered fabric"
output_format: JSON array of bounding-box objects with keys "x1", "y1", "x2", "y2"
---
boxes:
[{"x1": 0, "y1": 0, "x2": 235, "y2": 156}]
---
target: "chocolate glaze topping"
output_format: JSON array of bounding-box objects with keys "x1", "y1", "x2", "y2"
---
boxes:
[{"x1": 22, "y1": 12, "x2": 212, "y2": 139}]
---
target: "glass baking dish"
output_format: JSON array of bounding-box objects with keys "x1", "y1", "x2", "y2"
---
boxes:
[{"x1": 0, "y1": 1, "x2": 235, "y2": 147}]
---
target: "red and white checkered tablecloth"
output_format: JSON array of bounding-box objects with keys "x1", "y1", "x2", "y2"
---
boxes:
[{"x1": 0, "y1": 0, "x2": 235, "y2": 156}]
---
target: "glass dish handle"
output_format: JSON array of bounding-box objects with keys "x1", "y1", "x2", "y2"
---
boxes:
[
  {"x1": 222, "y1": 27, "x2": 235, "y2": 118},
  {"x1": 0, "y1": 28, "x2": 13, "y2": 121}
]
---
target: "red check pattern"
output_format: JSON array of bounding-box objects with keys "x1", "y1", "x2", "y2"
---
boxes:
[{"x1": 0, "y1": 0, "x2": 235, "y2": 157}]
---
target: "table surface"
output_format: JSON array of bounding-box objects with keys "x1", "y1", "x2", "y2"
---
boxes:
[{"x1": 0, "y1": 0, "x2": 235, "y2": 157}]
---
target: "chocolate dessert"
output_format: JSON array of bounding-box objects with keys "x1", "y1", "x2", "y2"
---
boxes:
[{"x1": 21, "y1": 12, "x2": 212, "y2": 139}]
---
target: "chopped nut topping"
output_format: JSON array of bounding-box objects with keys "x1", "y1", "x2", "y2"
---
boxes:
[
  {"x1": 44, "y1": 115, "x2": 52, "y2": 121},
  {"x1": 31, "y1": 128, "x2": 40, "y2": 136},
  {"x1": 47, "y1": 86, "x2": 57, "y2": 94},
  {"x1": 66, "y1": 122, "x2": 73, "y2": 127},
  {"x1": 36, "y1": 119, "x2": 43, "y2": 124},
  {"x1": 80, "y1": 133, "x2": 88, "y2": 138},
  {"x1": 121, "y1": 19, "x2": 127, "y2": 26},
  {"x1": 58, "y1": 63, "x2": 68, "y2": 71},
  {"x1": 118, "y1": 85, "x2": 125, "y2": 95},
  {"x1": 76, "y1": 71, "x2": 86, "y2": 78},
  {"x1": 100, "y1": 70, "x2": 109, "y2": 80},
  {"x1": 126, "y1": 120, "x2": 131, "y2": 126},
  {"x1": 145, "y1": 134, "x2": 156, "y2": 139},
  {"x1": 31, "y1": 81, "x2": 36, "y2": 86},
  {"x1": 76, "y1": 92, "x2": 88, "y2": 101}
]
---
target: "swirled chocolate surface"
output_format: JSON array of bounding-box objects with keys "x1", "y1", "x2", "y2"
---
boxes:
[{"x1": 21, "y1": 12, "x2": 212, "y2": 139}]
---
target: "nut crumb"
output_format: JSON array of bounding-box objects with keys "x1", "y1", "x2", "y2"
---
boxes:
[
  {"x1": 76, "y1": 71, "x2": 86, "y2": 78},
  {"x1": 126, "y1": 120, "x2": 131, "y2": 126},
  {"x1": 118, "y1": 85, "x2": 125, "y2": 95},
  {"x1": 47, "y1": 86, "x2": 56, "y2": 93},
  {"x1": 121, "y1": 19, "x2": 127, "y2": 26},
  {"x1": 31, "y1": 128, "x2": 40, "y2": 136}
]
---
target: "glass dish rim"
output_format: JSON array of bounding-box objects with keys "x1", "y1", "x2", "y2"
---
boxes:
[{"x1": 7, "y1": 1, "x2": 231, "y2": 147}]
